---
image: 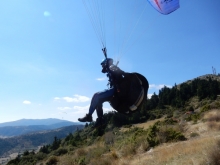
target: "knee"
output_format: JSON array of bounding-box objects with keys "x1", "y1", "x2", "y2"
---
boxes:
[
  {"x1": 92, "y1": 92, "x2": 101, "y2": 102},
  {"x1": 92, "y1": 92, "x2": 99, "y2": 99}
]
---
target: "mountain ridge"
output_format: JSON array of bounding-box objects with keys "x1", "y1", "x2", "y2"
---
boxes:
[
  {"x1": 0, "y1": 119, "x2": 83, "y2": 137},
  {"x1": 0, "y1": 124, "x2": 84, "y2": 157},
  {"x1": 0, "y1": 118, "x2": 81, "y2": 127}
]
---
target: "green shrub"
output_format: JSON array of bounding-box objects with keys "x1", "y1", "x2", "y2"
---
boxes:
[
  {"x1": 185, "y1": 113, "x2": 201, "y2": 123},
  {"x1": 77, "y1": 157, "x2": 86, "y2": 165},
  {"x1": 158, "y1": 126, "x2": 186, "y2": 143},
  {"x1": 146, "y1": 123, "x2": 160, "y2": 147},
  {"x1": 146, "y1": 121, "x2": 186, "y2": 147},
  {"x1": 53, "y1": 148, "x2": 68, "y2": 156},
  {"x1": 46, "y1": 156, "x2": 58, "y2": 165},
  {"x1": 7, "y1": 155, "x2": 21, "y2": 165},
  {"x1": 201, "y1": 104, "x2": 211, "y2": 112},
  {"x1": 163, "y1": 118, "x2": 178, "y2": 125},
  {"x1": 190, "y1": 132, "x2": 200, "y2": 138},
  {"x1": 69, "y1": 139, "x2": 77, "y2": 146}
]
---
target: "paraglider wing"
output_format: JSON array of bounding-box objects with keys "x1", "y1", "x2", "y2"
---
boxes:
[{"x1": 147, "y1": 0, "x2": 179, "y2": 15}]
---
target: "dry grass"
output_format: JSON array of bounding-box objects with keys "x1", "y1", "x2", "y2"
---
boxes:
[
  {"x1": 206, "y1": 139, "x2": 220, "y2": 165},
  {"x1": 117, "y1": 109, "x2": 220, "y2": 165},
  {"x1": 119, "y1": 117, "x2": 165, "y2": 132},
  {"x1": 205, "y1": 109, "x2": 220, "y2": 131},
  {"x1": 56, "y1": 142, "x2": 114, "y2": 165},
  {"x1": 40, "y1": 109, "x2": 220, "y2": 165},
  {"x1": 122, "y1": 135, "x2": 220, "y2": 165},
  {"x1": 204, "y1": 109, "x2": 220, "y2": 121},
  {"x1": 134, "y1": 117, "x2": 165, "y2": 129}
]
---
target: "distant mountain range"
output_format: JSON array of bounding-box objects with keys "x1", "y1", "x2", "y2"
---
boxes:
[
  {"x1": 0, "y1": 124, "x2": 84, "y2": 157},
  {"x1": 0, "y1": 118, "x2": 83, "y2": 137},
  {"x1": 0, "y1": 118, "x2": 82, "y2": 127}
]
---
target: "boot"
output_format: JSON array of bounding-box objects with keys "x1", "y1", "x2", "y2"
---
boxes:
[{"x1": 78, "y1": 114, "x2": 93, "y2": 122}]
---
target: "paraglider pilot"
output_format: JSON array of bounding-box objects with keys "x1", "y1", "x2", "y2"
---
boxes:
[{"x1": 78, "y1": 58, "x2": 125, "y2": 127}]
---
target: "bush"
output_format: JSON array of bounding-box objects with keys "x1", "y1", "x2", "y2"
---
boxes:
[
  {"x1": 146, "y1": 121, "x2": 186, "y2": 147},
  {"x1": 146, "y1": 123, "x2": 160, "y2": 147},
  {"x1": 53, "y1": 148, "x2": 68, "y2": 156},
  {"x1": 76, "y1": 148, "x2": 87, "y2": 157},
  {"x1": 190, "y1": 132, "x2": 199, "y2": 138},
  {"x1": 185, "y1": 113, "x2": 201, "y2": 123},
  {"x1": 46, "y1": 156, "x2": 59, "y2": 165},
  {"x1": 120, "y1": 143, "x2": 136, "y2": 156},
  {"x1": 7, "y1": 155, "x2": 21, "y2": 165},
  {"x1": 201, "y1": 104, "x2": 211, "y2": 112},
  {"x1": 157, "y1": 126, "x2": 186, "y2": 143},
  {"x1": 86, "y1": 145, "x2": 109, "y2": 160},
  {"x1": 34, "y1": 152, "x2": 47, "y2": 161},
  {"x1": 77, "y1": 157, "x2": 86, "y2": 165}
]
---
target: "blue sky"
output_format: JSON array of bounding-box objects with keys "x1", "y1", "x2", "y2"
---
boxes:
[{"x1": 0, "y1": 0, "x2": 220, "y2": 123}]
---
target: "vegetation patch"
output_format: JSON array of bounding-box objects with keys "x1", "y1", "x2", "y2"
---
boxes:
[
  {"x1": 146, "y1": 121, "x2": 186, "y2": 147},
  {"x1": 5, "y1": 75, "x2": 220, "y2": 165},
  {"x1": 190, "y1": 132, "x2": 200, "y2": 138},
  {"x1": 46, "y1": 156, "x2": 59, "y2": 165}
]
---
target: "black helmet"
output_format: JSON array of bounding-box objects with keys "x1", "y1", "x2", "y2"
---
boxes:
[
  {"x1": 101, "y1": 58, "x2": 113, "y2": 66},
  {"x1": 101, "y1": 58, "x2": 113, "y2": 73}
]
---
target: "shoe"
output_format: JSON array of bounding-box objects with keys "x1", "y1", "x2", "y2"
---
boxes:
[{"x1": 78, "y1": 114, "x2": 93, "y2": 122}]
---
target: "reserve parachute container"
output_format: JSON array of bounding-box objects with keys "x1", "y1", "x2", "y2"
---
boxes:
[{"x1": 147, "y1": 0, "x2": 180, "y2": 15}]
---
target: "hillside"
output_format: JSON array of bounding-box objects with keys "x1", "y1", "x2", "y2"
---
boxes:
[
  {"x1": 5, "y1": 74, "x2": 220, "y2": 165},
  {"x1": 182, "y1": 74, "x2": 220, "y2": 86},
  {"x1": 0, "y1": 118, "x2": 82, "y2": 137},
  {"x1": 6, "y1": 106, "x2": 219, "y2": 165},
  {"x1": 0, "y1": 124, "x2": 84, "y2": 158},
  {"x1": 0, "y1": 122, "x2": 81, "y2": 137}
]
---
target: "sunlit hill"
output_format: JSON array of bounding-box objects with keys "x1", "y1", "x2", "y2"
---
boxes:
[{"x1": 4, "y1": 74, "x2": 220, "y2": 165}]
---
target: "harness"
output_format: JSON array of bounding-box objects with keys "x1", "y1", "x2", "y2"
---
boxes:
[{"x1": 109, "y1": 72, "x2": 149, "y2": 114}]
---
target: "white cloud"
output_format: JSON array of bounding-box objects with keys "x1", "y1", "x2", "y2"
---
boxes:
[
  {"x1": 44, "y1": 11, "x2": 51, "y2": 17},
  {"x1": 149, "y1": 84, "x2": 172, "y2": 90},
  {"x1": 73, "y1": 105, "x2": 89, "y2": 111},
  {"x1": 54, "y1": 97, "x2": 60, "y2": 100},
  {"x1": 103, "y1": 107, "x2": 113, "y2": 112},
  {"x1": 54, "y1": 95, "x2": 90, "y2": 103},
  {"x1": 23, "y1": 100, "x2": 31, "y2": 104},
  {"x1": 57, "y1": 107, "x2": 72, "y2": 111},
  {"x1": 63, "y1": 95, "x2": 90, "y2": 103},
  {"x1": 96, "y1": 77, "x2": 106, "y2": 81},
  {"x1": 147, "y1": 94, "x2": 153, "y2": 99},
  {"x1": 63, "y1": 97, "x2": 76, "y2": 102}
]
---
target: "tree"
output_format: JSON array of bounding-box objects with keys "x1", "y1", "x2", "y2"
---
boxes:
[{"x1": 51, "y1": 136, "x2": 60, "y2": 150}]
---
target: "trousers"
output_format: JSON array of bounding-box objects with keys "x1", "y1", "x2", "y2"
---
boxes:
[{"x1": 88, "y1": 87, "x2": 115, "y2": 118}]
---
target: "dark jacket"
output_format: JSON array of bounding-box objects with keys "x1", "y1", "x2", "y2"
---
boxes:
[{"x1": 107, "y1": 65, "x2": 125, "y2": 88}]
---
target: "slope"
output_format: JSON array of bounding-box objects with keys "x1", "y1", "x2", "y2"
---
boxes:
[
  {"x1": 5, "y1": 74, "x2": 220, "y2": 165},
  {"x1": 0, "y1": 124, "x2": 84, "y2": 157}
]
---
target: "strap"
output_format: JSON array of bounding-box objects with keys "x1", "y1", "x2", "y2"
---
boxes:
[{"x1": 129, "y1": 74, "x2": 144, "y2": 111}]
